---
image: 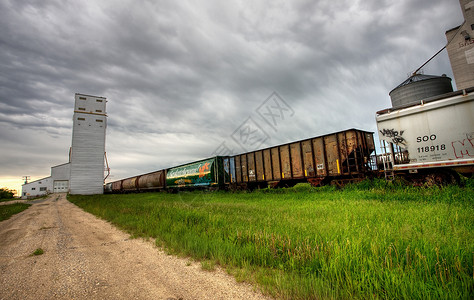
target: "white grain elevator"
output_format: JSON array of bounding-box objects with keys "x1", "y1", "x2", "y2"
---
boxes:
[
  {"x1": 69, "y1": 93, "x2": 107, "y2": 195},
  {"x1": 445, "y1": 0, "x2": 474, "y2": 90}
]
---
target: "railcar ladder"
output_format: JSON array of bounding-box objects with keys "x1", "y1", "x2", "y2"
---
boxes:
[{"x1": 380, "y1": 140, "x2": 395, "y2": 181}]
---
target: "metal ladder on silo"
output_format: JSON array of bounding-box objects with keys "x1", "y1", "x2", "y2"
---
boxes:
[{"x1": 380, "y1": 140, "x2": 395, "y2": 181}]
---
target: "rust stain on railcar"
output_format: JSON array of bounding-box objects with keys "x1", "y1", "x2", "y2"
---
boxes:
[
  {"x1": 138, "y1": 171, "x2": 165, "y2": 190},
  {"x1": 263, "y1": 149, "x2": 273, "y2": 181},
  {"x1": 271, "y1": 148, "x2": 281, "y2": 180},
  {"x1": 290, "y1": 143, "x2": 304, "y2": 178}
]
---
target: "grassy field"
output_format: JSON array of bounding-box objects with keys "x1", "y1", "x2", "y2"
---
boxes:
[
  {"x1": 0, "y1": 203, "x2": 31, "y2": 221},
  {"x1": 69, "y1": 179, "x2": 474, "y2": 299}
]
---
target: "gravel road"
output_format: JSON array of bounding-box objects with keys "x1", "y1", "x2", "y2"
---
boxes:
[{"x1": 0, "y1": 193, "x2": 271, "y2": 300}]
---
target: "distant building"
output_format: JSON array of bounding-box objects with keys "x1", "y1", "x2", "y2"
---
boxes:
[
  {"x1": 446, "y1": 0, "x2": 474, "y2": 90},
  {"x1": 21, "y1": 163, "x2": 70, "y2": 198},
  {"x1": 21, "y1": 177, "x2": 52, "y2": 198},
  {"x1": 22, "y1": 93, "x2": 107, "y2": 198}
]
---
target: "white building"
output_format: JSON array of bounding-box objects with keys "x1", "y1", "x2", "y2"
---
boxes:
[
  {"x1": 21, "y1": 163, "x2": 71, "y2": 198},
  {"x1": 22, "y1": 93, "x2": 107, "y2": 198},
  {"x1": 69, "y1": 94, "x2": 107, "y2": 195},
  {"x1": 21, "y1": 177, "x2": 52, "y2": 198},
  {"x1": 52, "y1": 162, "x2": 71, "y2": 193}
]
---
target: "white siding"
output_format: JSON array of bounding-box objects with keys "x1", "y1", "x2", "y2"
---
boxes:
[
  {"x1": 376, "y1": 92, "x2": 474, "y2": 167},
  {"x1": 22, "y1": 177, "x2": 52, "y2": 198},
  {"x1": 69, "y1": 94, "x2": 107, "y2": 195},
  {"x1": 445, "y1": 0, "x2": 474, "y2": 90},
  {"x1": 51, "y1": 163, "x2": 70, "y2": 193},
  {"x1": 74, "y1": 94, "x2": 106, "y2": 115},
  {"x1": 51, "y1": 163, "x2": 70, "y2": 181}
]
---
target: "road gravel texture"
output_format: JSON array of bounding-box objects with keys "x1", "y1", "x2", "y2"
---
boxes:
[{"x1": 0, "y1": 194, "x2": 270, "y2": 300}]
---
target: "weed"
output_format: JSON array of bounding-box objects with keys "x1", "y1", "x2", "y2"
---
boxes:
[
  {"x1": 201, "y1": 260, "x2": 216, "y2": 271},
  {"x1": 31, "y1": 248, "x2": 44, "y2": 256}
]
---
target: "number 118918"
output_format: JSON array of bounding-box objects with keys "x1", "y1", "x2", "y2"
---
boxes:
[{"x1": 417, "y1": 144, "x2": 446, "y2": 153}]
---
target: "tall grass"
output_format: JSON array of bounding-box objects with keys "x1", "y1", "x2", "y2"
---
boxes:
[
  {"x1": 69, "y1": 179, "x2": 474, "y2": 299},
  {"x1": 0, "y1": 203, "x2": 30, "y2": 221}
]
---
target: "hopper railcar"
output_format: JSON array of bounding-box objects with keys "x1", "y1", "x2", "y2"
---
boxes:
[
  {"x1": 231, "y1": 128, "x2": 376, "y2": 188},
  {"x1": 105, "y1": 129, "x2": 378, "y2": 193},
  {"x1": 376, "y1": 87, "x2": 474, "y2": 184},
  {"x1": 104, "y1": 88, "x2": 473, "y2": 193},
  {"x1": 105, "y1": 169, "x2": 167, "y2": 193},
  {"x1": 105, "y1": 156, "x2": 232, "y2": 193},
  {"x1": 166, "y1": 157, "x2": 232, "y2": 190}
]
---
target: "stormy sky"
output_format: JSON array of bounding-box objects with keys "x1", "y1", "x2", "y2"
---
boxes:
[{"x1": 0, "y1": 0, "x2": 464, "y2": 192}]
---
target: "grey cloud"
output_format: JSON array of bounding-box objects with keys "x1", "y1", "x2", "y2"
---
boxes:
[{"x1": 0, "y1": 0, "x2": 464, "y2": 187}]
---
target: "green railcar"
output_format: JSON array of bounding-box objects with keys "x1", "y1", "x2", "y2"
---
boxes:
[{"x1": 166, "y1": 157, "x2": 230, "y2": 189}]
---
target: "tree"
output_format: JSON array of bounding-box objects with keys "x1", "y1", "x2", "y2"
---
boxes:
[{"x1": 0, "y1": 188, "x2": 15, "y2": 200}]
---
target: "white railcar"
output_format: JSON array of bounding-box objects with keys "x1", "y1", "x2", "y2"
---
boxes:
[{"x1": 376, "y1": 88, "x2": 474, "y2": 182}]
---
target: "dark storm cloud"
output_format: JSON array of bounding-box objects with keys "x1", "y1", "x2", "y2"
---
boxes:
[{"x1": 0, "y1": 0, "x2": 464, "y2": 185}]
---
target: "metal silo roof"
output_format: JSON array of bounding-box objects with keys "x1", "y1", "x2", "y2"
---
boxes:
[{"x1": 392, "y1": 74, "x2": 448, "y2": 91}]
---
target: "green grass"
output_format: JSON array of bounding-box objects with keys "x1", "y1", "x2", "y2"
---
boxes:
[
  {"x1": 0, "y1": 203, "x2": 31, "y2": 221},
  {"x1": 0, "y1": 197, "x2": 17, "y2": 203},
  {"x1": 31, "y1": 248, "x2": 44, "y2": 256},
  {"x1": 68, "y1": 179, "x2": 474, "y2": 299}
]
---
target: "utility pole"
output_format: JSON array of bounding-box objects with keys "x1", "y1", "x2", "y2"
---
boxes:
[{"x1": 22, "y1": 176, "x2": 30, "y2": 184}]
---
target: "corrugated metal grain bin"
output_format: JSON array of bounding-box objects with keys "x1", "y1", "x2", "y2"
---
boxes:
[
  {"x1": 232, "y1": 129, "x2": 375, "y2": 186},
  {"x1": 389, "y1": 74, "x2": 453, "y2": 108},
  {"x1": 137, "y1": 170, "x2": 166, "y2": 190}
]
